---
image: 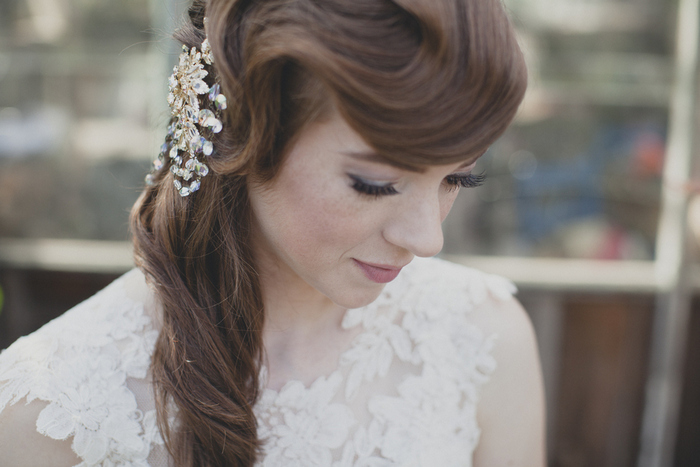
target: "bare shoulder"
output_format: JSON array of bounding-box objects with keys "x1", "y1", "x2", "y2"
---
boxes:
[
  {"x1": 470, "y1": 294, "x2": 547, "y2": 467},
  {"x1": 0, "y1": 399, "x2": 81, "y2": 467}
]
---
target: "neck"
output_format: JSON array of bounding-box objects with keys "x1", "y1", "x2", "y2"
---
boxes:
[
  {"x1": 255, "y1": 249, "x2": 346, "y2": 339},
  {"x1": 262, "y1": 274, "x2": 346, "y2": 337},
  {"x1": 256, "y1": 252, "x2": 355, "y2": 390}
]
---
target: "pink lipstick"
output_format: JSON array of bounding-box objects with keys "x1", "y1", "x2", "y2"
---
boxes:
[{"x1": 354, "y1": 259, "x2": 403, "y2": 283}]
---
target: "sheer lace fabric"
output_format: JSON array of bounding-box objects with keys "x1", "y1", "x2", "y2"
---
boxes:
[{"x1": 0, "y1": 257, "x2": 515, "y2": 466}]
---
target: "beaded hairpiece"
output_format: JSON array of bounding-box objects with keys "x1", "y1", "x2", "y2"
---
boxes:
[{"x1": 146, "y1": 22, "x2": 227, "y2": 197}]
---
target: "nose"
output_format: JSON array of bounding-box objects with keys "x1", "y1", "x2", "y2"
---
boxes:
[{"x1": 383, "y1": 193, "x2": 445, "y2": 258}]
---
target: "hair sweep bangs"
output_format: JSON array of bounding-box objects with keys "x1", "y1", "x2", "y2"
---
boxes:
[
  {"x1": 131, "y1": 1, "x2": 527, "y2": 466},
  {"x1": 204, "y1": 0, "x2": 527, "y2": 174}
]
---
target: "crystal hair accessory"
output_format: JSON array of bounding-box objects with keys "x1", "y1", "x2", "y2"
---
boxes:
[{"x1": 145, "y1": 25, "x2": 228, "y2": 197}]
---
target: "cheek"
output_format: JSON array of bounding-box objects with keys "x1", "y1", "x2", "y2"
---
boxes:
[
  {"x1": 440, "y1": 189, "x2": 461, "y2": 221},
  {"x1": 262, "y1": 175, "x2": 372, "y2": 261}
]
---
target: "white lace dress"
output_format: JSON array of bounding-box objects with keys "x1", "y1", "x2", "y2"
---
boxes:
[{"x1": 0, "y1": 257, "x2": 516, "y2": 467}]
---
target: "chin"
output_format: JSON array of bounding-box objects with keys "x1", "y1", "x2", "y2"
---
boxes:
[{"x1": 330, "y1": 285, "x2": 386, "y2": 310}]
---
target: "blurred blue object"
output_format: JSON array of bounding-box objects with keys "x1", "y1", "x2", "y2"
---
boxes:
[
  {"x1": 515, "y1": 122, "x2": 665, "y2": 245},
  {"x1": 0, "y1": 106, "x2": 69, "y2": 159}
]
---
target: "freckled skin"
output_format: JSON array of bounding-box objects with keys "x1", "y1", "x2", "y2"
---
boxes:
[
  {"x1": 248, "y1": 110, "x2": 475, "y2": 311},
  {"x1": 247, "y1": 114, "x2": 547, "y2": 466}
]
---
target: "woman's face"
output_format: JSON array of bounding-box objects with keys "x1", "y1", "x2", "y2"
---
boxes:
[{"x1": 248, "y1": 110, "x2": 480, "y2": 309}]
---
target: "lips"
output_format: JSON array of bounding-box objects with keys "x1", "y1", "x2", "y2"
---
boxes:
[{"x1": 353, "y1": 259, "x2": 404, "y2": 283}]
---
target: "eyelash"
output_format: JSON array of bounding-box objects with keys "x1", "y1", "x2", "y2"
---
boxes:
[
  {"x1": 350, "y1": 172, "x2": 487, "y2": 197},
  {"x1": 445, "y1": 172, "x2": 487, "y2": 189},
  {"x1": 349, "y1": 175, "x2": 399, "y2": 197}
]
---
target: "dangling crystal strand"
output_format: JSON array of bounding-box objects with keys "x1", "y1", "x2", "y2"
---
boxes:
[
  {"x1": 190, "y1": 179, "x2": 201, "y2": 192},
  {"x1": 170, "y1": 165, "x2": 179, "y2": 175},
  {"x1": 173, "y1": 155, "x2": 182, "y2": 166},
  {"x1": 153, "y1": 159, "x2": 163, "y2": 171},
  {"x1": 215, "y1": 94, "x2": 227, "y2": 110},
  {"x1": 145, "y1": 174, "x2": 155, "y2": 186},
  {"x1": 209, "y1": 84, "x2": 220, "y2": 101},
  {"x1": 198, "y1": 109, "x2": 215, "y2": 125},
  {"x1": 174, "y1": 179, "x2": 182, "y2": 190},
  {"x1": 185, "y1": 158, "x2": 196, "y2": 171},
  {"x1": 208, "y1": 118, "x2": 222, "y2": 133},
  {"x1": 170, "y1": 147, "x2": 179, "y2": 159},
  {"x1": 202, "y1": 140, "x2": 213, "y2": 156},
  {"x1": 195, "y1": 162, "x2": 209, "y2": 177},
  {"x1": 179, "y1": 186, "x2": 191, "y2": 197},
  {"x1": 190, "y1": 137, "x2": 204, "y2": 153},
  {"x1": 182, "y1": 170, "x2": 193, "y2": 181}
]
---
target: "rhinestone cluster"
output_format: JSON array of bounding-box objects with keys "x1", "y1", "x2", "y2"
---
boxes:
[{"x1": 146, "y1": 37, "x2": 228, "y2": 197}]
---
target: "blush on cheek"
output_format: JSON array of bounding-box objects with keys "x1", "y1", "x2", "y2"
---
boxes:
[
  {"x1": 284, "y1": 169, "x2": 362, "y2": 235},
  {"x1": 290, "y1": 197, "x2": 357, "y2": 256}
]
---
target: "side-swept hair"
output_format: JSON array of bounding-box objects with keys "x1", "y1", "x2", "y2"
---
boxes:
[{"x1": 130, "y1": 0, "x2": 526, "y2": 464}]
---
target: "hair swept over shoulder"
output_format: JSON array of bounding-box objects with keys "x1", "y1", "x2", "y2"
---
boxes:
[{"x1": 131, "y1": 0, "x2": 526, "y2": 465}]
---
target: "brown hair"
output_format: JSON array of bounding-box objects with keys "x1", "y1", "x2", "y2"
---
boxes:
[{"x1": 130, "y1": 0, "x2": 526, "y2": 465}]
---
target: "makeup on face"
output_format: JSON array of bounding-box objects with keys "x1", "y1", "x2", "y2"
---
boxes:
[
  {"x1": 352, "y1": 259, "x2": 406, "y2": 283},
  {"x1": 342, "y1": 152, "x2": 484, "y2": 198},
  {"x1": 248, "y1": 110, "x2": 487, "y2": 311}
]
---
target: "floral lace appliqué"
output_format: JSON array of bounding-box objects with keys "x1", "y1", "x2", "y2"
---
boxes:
[
  {"x1": 0, "y1": 258, "x2": 514, "y2": 467},
  {"x1": 256, "y1": 371, "x2": 356, "y2": 467},
  {"x1": 0, "y1": 270, "x2": 163, "y2": 467},
  {"x1": 255, "y1": 257, "x2": 513, "y2": 467}
]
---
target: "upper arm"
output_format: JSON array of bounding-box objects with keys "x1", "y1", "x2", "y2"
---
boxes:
[
  {"x1": 472, "y1": 297, "x2": 547, "y2": 467},
  {"x1": 0, "y1": 398, "x2": 81, "y2": 467}
]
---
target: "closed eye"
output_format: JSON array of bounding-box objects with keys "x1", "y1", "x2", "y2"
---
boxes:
[
  {"x1": 444, "y1": 172, "x2": 486, "y2": 190},
  {"x1": 349, "y1": 174, "x2": 399, "y2": 197}
]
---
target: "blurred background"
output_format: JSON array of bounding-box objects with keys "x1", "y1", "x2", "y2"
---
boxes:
[{"x1": 0, "y1": 0, "x2": 699, "y2": 466}]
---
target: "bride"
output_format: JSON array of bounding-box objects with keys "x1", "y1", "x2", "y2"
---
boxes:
[{"x1": 0, "y1": 0, "x2": 545, "y2": 465}]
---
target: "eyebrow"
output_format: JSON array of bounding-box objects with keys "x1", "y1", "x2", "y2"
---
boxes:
[{"x1": 342, "y1": 151, "x2": 478, "y2": 173}]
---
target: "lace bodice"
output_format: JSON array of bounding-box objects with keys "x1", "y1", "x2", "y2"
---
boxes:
[{"x1": 0, "y1": 257, "x2": 516, "y2": 466}]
